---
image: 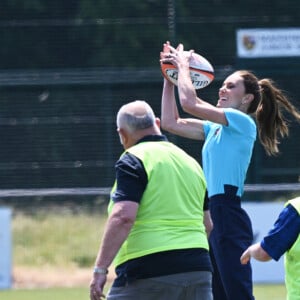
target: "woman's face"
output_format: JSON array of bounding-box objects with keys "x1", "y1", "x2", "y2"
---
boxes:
[{"x1": 217, "y1": 72, "x2": 247, "y2": 109}]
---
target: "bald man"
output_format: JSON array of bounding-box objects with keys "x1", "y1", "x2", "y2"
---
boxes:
[{"x1": 90, "y1": 100, "x2": 213, "y2": 300}]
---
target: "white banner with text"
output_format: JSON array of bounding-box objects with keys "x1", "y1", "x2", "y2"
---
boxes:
[{"x1": 237, "y1": 28, "x2": 300, "y2": 58}]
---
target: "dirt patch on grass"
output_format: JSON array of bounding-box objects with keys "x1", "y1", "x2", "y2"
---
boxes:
[{"x1": 13, "y1": 266, "x2": 115, "y2": 289}]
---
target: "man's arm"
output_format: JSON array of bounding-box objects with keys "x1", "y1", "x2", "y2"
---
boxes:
[
  {"x1": 90, "y1": 201, "x2": 138, "y2": 300},
  {"x1": 241, "y1": 203, "x2": 300, "y2": 265},
  {"x1": 240, "y1": 243, "x2": 272, "y2": 265},
  {"x1": 203, "y1": 210, "x2": 213, "y2": 237}
]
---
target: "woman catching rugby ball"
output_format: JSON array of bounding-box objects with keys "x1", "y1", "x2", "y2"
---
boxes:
[{"x1": 160, "y1": 41, "x2": 300, "y2": 300}]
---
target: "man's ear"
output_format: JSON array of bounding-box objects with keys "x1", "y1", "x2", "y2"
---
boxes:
[
  {"x1": 118, "y1": 128, "x2": 128, "y2": 145},
  {"x1": 155, "y1": 117, "x2": 161, "y2": 128}
]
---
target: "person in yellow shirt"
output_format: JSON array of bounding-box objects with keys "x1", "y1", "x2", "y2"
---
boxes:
[
  {"x1": 241, "y1": 197, "x2": 300, "y2": 300},
  {"x1": 89, "y1": 100, "x2": 213, "y2": 300}
]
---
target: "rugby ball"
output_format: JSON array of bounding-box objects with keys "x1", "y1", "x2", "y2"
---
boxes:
[{"x1": 161, "y1": 51, "x2": 214, "y2": 89}]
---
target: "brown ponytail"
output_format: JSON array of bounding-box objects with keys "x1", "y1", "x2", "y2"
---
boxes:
[
  {"x1": 238, "y1": 70, "x2": 300, "y2": 156},
  {"x1": 257, "y1": 78, "x2": 300, "y2": 156}
]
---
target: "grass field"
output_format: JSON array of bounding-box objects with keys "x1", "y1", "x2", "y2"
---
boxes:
[
  {"x1": 0, "y1": 284, "x2": 287, "y2": 300},
  {"x1": 12, "y1": 205, "x2": 107, "y2": 268},
  {"x1": 0, "y1": 287, "x2": 89, "y2": 300},
  {"x1": 2, "y1": 204, "x2": 287, "y2": 299}
]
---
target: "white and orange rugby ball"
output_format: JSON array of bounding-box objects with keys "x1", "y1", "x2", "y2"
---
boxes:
[{"x1": 161, "y1": 51, "x2": 214, "y2": 89}]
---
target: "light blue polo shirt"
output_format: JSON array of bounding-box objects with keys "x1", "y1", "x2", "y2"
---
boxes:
[{"x1": 202, "y1": 108, "x2": 256, "y2": 198}]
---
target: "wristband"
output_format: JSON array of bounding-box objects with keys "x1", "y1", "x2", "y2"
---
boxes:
[{"x1": 93, "y1": 267, "x2": 108, "y2": 275}]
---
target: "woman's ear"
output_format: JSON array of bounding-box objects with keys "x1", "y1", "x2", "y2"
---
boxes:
[{"x1": 243, "y1": 94, "x2": 254, "y2": 104}]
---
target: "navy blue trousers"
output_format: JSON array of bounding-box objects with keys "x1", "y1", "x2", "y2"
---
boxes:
[{"x1": 209, "y1": 186, "x2": 255, "y2": 300}]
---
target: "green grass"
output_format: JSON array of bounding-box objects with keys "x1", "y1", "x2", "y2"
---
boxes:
[
  {"x1": 13, "y1": 207, "x2": 107, "y2": 268},
  {"x1": 0, "y1": 285, "x2": 287, "y2": 300},
  {"x1": 0, "y1": 287, "x2": 90, "y2": 300},
  {"x1": 8, "y1": 206, "x2": 287, "y2": 299},
  {"x1": 254, "y1": 284, "x2": 286, "y2": 299}
]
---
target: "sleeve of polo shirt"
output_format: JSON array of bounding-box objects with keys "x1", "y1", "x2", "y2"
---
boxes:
[
  {"x1": 203, "y1": 109, "x2": 254, "y2": 138},
  {"x1": 112, "y1": 152, "x2": 148, "y2": 204},
  {"x1": 260, "y1": 204, "x2": 300, "y2": 261},
  {"x1": 224, "y1": 108, "x2": 254, "y2": 134}
]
